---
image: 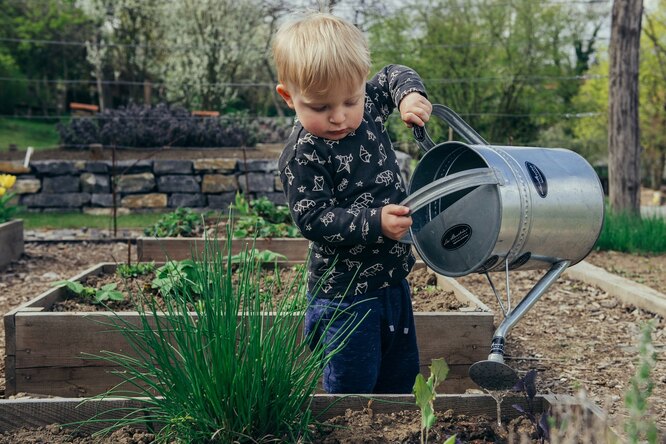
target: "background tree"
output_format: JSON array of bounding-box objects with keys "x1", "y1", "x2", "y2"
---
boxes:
[
  {"x1": 366, "y1": 0, "x2": 606, "y2": 154},
  {"x1": 77, "y1": 0, "x2": 165, "y2": 109},
  {"x1": 156, "y1": 0, "x2": 273, "y2": 112},
  {"x1": 641, "y1": 0, "x2": 666, "y2": 190},
  {"x1": 574, "y1": 2, "x2": 665, "y2": 193},
  {"x1": 0, "y1": 0, "x2": 94, "y2": 115},
  {"x1": 608, "y1": 0, "x2": 644, "y2": 215}
]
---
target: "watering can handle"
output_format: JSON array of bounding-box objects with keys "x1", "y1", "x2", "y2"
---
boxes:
[
  {"x1": 400, "y1": 167, "x2": 500, "y2": 214},
  {"x1": 412, "y1": 104, "x2": 489, "y2": 153},
  {"x1": 398, "y1": 167, "x2": 501, "y2": 244}
]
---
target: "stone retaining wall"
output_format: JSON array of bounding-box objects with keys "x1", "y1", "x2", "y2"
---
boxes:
[{"x1": 0, "y1": 153, "x2": 411, "y2": 213}]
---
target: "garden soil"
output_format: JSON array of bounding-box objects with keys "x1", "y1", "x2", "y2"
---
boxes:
[{"x1": 0, "y1": 242, "x2": 664, "y2": 442}]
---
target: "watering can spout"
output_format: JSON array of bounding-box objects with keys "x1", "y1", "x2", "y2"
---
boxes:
[{"x1": 469, "y1": 260, "x2": 570, "y2": 391}]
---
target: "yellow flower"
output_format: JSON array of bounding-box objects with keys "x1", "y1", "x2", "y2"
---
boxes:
[
  {"x1": 0, "y1": 174, "x2": 17, "y2": 189},
  {"x1": 0, "y1": 187, "x2": 5, "y2": 197}
]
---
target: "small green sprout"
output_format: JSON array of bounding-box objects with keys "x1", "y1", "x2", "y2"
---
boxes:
[
  {"x1": 413, "y1": 358, "x2": 452, "y2": 444},
  {"x1": 117, "y1": 262, "x2": 155, "y2": 278},
  {"x1": 52, "y1": 280, "x2": 124, "y2": 304}
]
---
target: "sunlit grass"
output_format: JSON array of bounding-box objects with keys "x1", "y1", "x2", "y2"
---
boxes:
[
  {"x1": 0, "y1": 117, "x2": 62, "y2": 151},
  {"x1": 18, "y1": 211, "x2": 164, "y2": 230}
]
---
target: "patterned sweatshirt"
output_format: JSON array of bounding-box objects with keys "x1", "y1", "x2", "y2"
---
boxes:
[{"x1": 278, "y1": 64, "x2": 427, "y2": 298}]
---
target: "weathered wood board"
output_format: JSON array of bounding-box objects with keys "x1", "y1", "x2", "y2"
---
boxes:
[
  {"x1": 0, "y1": 219, "x2": 24, "y2": 270},
  {"x1": 0, "y1": 394, "x2": 620, "y2": 442},
  {"x1": 137, "y1": 236, "x2": 311, "y2": 262}
]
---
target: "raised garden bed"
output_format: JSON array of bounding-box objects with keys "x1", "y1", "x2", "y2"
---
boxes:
[
  {"x1": 3, "y1": 262, "x2": 494, "y2": 397},
  {"x1": 0, "y1": 219, "x2": 23, "y2": 270},
  {"x1": 137, "y1": 236, "x2": 311, "y2": 262},
  {"x1": 0, "y1": 393, "x2": 620, "y2": 442}
]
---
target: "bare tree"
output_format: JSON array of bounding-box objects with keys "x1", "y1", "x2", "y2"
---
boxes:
[{"x1": 608, "y1": 0, "x2": 644, "y2": 214}]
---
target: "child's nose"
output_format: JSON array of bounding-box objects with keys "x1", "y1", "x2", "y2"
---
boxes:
[{"x1": 329, "y1": 108, "x2": 345, "y2": 124}]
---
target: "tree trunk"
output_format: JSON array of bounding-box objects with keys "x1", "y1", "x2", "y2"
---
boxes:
[{"x1": 608, "y1": 0, "x2": 644, "y2": 215}]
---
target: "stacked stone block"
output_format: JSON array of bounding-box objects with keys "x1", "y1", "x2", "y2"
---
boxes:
[
  {"x1": 0, "y1": 151, "x2": 411, "y2": 213},
  {"x1": 0, "y1": 158, "x2": 282, "y2": 214}
]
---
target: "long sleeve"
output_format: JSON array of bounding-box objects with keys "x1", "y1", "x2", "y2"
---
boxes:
[{"x1": 277, "y1": 65, "x2": 426, "y2": 297}]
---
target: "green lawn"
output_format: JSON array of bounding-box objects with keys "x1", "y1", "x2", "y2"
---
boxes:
[
  {"x1": 0, "y1": 118, "x2": 62, "y2": 151},
  {"x1": 18, "y1": 211, "x2": 164, "y2": 230}
]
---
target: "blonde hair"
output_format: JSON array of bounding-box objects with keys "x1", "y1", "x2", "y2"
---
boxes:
[{"x1": 272, "y1": 12, "x2": 371, "y2": 95}]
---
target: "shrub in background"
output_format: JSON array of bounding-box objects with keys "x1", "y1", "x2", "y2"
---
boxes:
[
  {"x1": 57, "y1": 103, "x2": 293, "y2": 149},
  {"x1": 596, "y1": 210, "x2": 666, "y2": 254}
]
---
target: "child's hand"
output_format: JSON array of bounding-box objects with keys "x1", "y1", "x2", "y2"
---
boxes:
[
  {"x1": 399, "y1": 92, "x2": 432, "y2": 128},
  {"x1": 381, "y1": 205, "x2": 412, "y2": 241}
]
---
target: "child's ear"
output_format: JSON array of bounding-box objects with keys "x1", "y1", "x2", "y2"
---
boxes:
[{"x1": 276, "y1": 84, "x2": 295, "y2": 109}]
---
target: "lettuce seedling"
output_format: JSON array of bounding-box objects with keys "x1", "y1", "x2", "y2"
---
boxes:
[
  {"x1": 512, "y1": 369, "x2": 550, "y2": 442},
  {"x1": 52, "y1": 280, "x2": 124, "y2": 304},
  {"x1": 413, "y1": 358, "x2": 452, "y2": 444}
]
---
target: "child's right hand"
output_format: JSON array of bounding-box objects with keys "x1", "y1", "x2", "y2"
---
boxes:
[{"x1": 381, "y1": 204, "x2": 412, "y2": 241}]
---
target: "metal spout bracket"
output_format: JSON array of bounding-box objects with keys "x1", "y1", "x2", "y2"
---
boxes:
[{"x1": 469, "y1": 260, "x2": 571, "y2": 391}]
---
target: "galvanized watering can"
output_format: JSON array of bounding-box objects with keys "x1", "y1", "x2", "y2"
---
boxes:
[{"x1": 400, "y1": 105, "x2": 605, "y2": 390}]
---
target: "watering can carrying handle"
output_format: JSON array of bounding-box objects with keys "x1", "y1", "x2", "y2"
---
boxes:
[{"x1": 413, "y1": 104, "x2": 489, "y2": 152}]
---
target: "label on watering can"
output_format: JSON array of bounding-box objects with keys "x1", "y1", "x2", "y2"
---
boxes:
[
  {"x1": 441, "y1": 224, "x2": 472, "y2": 250},
  {"x1": 525, "y1": 161, "x2": 548, "y2": 198}
]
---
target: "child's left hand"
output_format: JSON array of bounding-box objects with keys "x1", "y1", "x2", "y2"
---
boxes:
[{"x1": 399, "y1": 93, "x2": 432, "y2": 128}]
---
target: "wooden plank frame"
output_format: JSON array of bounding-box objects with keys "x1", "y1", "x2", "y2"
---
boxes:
[
  {"x1": 4, "y1": 262, "x2": 494, "y2": 397},
  {"x1": 136, "y1": 236, "x2": 311, "y2": 262},
  {"x1": 0, "y1": 394, "x2": 621, "y2": 442},
  {"x1": 0, "y1": 219, "x2": 24, "y2": 270}
]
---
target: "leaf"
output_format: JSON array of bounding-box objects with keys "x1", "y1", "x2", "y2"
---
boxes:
[
  {"x1": 443, "y1": 435, "x2": 457, "y2": 444},
  {"x1": 524, "y1": 369, "x2": 538, "y2": 399},
  {"x1": 423, "y1": 409, "x2": 436, "y2": 430},
  {"x1": 429, "y1": 358, "x2": 450, "y2": 388},
  {"x1": 538, "y1": 411, "x2": 551, "y2": 440},
  {"x1": 413, "y1": 373, "x2": 433, "y2": 410},
  {"x1": 52, "y1": 280, "x2": 85, "y2": 295}
]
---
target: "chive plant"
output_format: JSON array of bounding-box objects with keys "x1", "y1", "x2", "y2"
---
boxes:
[{"x1": 87, "y1": 225, "x2": 359, "y2": 443}]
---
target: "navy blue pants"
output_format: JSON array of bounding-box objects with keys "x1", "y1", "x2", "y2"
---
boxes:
[{"x1": 304, "y1": 279, "x2": 419, "y2": 394}]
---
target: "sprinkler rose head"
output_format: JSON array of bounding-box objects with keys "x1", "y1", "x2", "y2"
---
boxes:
[{"x1": 469, "y1": 358, "x2": 519, "y2": 391}]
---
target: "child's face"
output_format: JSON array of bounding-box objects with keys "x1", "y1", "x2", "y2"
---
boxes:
[{"x1": 277, "y1": 80, "x2": 365, "y2": 140}]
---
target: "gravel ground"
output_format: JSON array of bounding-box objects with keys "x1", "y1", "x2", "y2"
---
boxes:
[{"x1": 0, "y1": 241, "x2": 664, "y2": 440}]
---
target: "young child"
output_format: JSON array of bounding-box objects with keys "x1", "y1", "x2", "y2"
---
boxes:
[{"x1": 272, "y1": 11, "x2": 432, "y2": 394}]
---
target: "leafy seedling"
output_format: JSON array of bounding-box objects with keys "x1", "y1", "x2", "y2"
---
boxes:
[
  {"x1": 230, "y1": 249, "x2": 286, "y2": 267},
  {"x1": 151, "y1": 259, "x2": 200, "y2": 295},
  {"x1": 52, "y1": 279, "x2": 87, "y2": 296},
  {"x1": 52, "y1": 280, "x2": 124, "y2": 305},
  {"x1": 413, "y1": 358, "x2": 452, "y2": 444},
  {"x1": 143, "y1": 208, "x2": 203, "y2": 238},
  {"x1": 93, "y1": 283, "x2": 124, "y2": 304},
  {"x1": 117, "y1": 262, "x2": 155, "y2": 279},
  {"x1": 512, "y1": 369, "x2": 550, "y2": 442}
]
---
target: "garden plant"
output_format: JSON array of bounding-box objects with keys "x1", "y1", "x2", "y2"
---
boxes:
[
  {"x1": 413, "y1": 358, "x2": 454, "y2": 444},
  {"x1": 624, "y1": 321, "x2": 659, "y2": 444},
  {"x1": 596, "y1": 209, "x2": 666, "y2": 254},
  {"x1": 52, "y1": 279, "x2": 124, "y2": 305},
  {"x1": 0, "y1": 174, "x2": 18, "y2": 223},
  {"x1": 143, "y1": 193, "x2": 300, "y2": 239},
  {"x1": 83, "y1": 226, "x2": 362, "y2": 442}
]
